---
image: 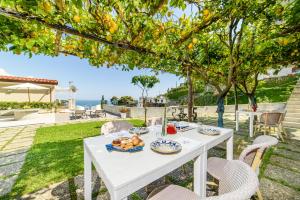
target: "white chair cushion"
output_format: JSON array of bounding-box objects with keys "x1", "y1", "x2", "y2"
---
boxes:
[{"x1": 149, "y1": 185, "x2": 200, "y2": 200}]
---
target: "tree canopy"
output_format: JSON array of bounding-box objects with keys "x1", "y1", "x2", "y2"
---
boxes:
[{"x1": 0, "y1": 0, "x2": 299, "y2": 123}]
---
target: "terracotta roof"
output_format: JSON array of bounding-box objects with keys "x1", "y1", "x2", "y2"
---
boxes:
[{"x1": 0, "y1": 75, "x2": 58, "y2": 85}]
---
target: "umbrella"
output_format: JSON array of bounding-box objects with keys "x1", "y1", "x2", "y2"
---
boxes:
[{"x1": 4, "y1": 83, "x2": 48, "y2": 102}]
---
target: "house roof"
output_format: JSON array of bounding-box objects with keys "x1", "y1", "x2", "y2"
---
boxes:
[{"x1": 0, "y1": 75, "x2": 58, "y2": 85}]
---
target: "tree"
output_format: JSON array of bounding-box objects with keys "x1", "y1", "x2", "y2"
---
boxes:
[
  {"x1": 100, "y1": 95, "x2": 105, "y2": 109},
  {"x1": 132, "y1": 75, "x2": 159, "y2": 124},
  {"x1": 0, "y1": 0, "x2": 298, "y2": 129},
  {"x1": 118, "y1": 96, "x2": 135, "y2": 106},
  {"x1": 110, "y1": 96, "x2": 119, "y2": 105}
]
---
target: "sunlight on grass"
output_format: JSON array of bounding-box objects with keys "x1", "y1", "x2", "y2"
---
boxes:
[{"x1": 9, "y1": 119, "x2": 144, "y2": 197}]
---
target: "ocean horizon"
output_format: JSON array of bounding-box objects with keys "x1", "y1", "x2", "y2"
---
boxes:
[{"x1": 76, "y1": 100, "x2": 104, "y2": 108}]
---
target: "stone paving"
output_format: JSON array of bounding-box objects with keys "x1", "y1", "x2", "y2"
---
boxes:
[
  {"x1": 0, "y1": 125, "x2": 39, "y2": 197},
  {"x1": 0, "y1": 115, "x2": 300, "y2": 199}
]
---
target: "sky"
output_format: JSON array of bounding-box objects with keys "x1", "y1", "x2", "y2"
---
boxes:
[{"x1": 0, "y1": 52, "x2": 184, "y2": 100}]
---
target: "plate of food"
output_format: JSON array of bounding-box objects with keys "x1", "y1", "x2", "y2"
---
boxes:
[
  {"x1": 129, "y1": 127, "x2": 149, "y2": 135},
  {"x1": 150, "y1": 139, "x2": 182, "y2": 154},
  {"x1": 197, "y1": 126, "x2": 220, "y2": 136},
  {"x1": 106, "y1": 135, "x2": 145, "y2": 152}
]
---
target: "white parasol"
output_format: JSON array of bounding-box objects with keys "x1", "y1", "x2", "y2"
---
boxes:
[{"x1": 4, "y1": 83, "x2": 48, "y2": 102}]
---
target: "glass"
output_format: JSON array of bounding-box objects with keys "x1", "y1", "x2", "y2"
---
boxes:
[{"x1": 148, "y1": 125, "x2": 163, "y2": 138}]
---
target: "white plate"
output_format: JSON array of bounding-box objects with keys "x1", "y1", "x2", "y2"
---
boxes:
[{"x1": 150, "y1": 139, "x2": 182, "y2": 154}]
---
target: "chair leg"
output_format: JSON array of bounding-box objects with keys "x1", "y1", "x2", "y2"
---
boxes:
[
  {"x1": 256, "y1": 189, "x2": 263, "y2": 200},
  {"x1": 280, "y1": 124, "x2": 288, "y2": 136},
  {"x1": 277, "y1": 126, "x2": 285, "y2": 142}
]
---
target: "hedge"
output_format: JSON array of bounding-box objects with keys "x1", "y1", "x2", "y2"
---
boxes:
[{"x1": 0, "y1": 102, "x2": 54, "y2": 110}]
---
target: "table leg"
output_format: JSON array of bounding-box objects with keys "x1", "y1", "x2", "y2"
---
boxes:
[
  {"x1": 194, "y1": 151, "x2": 207, "y2": 198},
  {"x1": 84, "y1": 146, "x2": 92, "y2": 200},
  {"x1": 226, "y1": 136, "x2": 233, "y2": 160},
  {"x1": 236, "y1": 111, "x2": 239, "y2": 131},
  {"x1": 249, "y1": 114, "x2": 254, "y2": 137}
]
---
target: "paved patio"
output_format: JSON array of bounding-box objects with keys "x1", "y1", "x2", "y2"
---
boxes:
[{"x1": 0, "y1": 115, "x2": 299, "y2": 199}]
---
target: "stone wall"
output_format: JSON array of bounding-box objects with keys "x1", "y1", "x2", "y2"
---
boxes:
[{"x1": 103, "y1": 103, "x2": 286, "y2": 119}]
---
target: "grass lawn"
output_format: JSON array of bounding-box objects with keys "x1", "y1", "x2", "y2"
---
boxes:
[{"x1": 8, "y1": 119, "x2": 144, "y2": 198}]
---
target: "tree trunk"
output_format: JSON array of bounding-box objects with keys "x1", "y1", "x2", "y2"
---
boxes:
[
  {"x1": 217, "y1": 95, "x2": 225, "y2": 127},
  {"x1": 247, "y1": 94, "x2": 257, "y2": 112},
  {"x1": 234, "y1": 83, "x2": 238, "y2": 120},
  {"x1": 187, "y1": 66, "x2": 193, "y2": 122},
  {"x1": 143, "y1": 97, "x2": 147, "y2": 126}
]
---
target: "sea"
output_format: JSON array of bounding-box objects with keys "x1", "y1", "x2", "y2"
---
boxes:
[{"x1": 76, "y1": 100, "x2": 101, "y2": 109}]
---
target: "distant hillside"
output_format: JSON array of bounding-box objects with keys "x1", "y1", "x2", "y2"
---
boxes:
[{"x1": 165, "y1": 75, "x2": 299, "y2": 106}]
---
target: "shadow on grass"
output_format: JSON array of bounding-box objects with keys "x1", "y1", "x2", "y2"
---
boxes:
[{"x1": 10, "y1": 139, "x2": 85, "y2": 198}]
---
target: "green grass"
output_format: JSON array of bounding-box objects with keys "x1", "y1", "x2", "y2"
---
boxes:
[{"x1": 8, "y1": 119, "x2": 144, "y2": 198}]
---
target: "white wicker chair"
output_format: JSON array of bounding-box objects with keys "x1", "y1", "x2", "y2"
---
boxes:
[
  {"x1": 100, "y1": 121, "x2": 133, "y2": 135},
  {"x1": 148, "y1": 160, "x2": 259, "y2": 200},
  {"x1": 207, "y1": 135, "x2": 278, "y2": 200},
  {"x1": 146, "y1": 117, "x2": 163, "y2": 126}
]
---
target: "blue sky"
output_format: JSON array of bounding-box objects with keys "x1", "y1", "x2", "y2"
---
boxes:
[{"x1": 0, "y1": 52, "x2": 183, "y2": 100}]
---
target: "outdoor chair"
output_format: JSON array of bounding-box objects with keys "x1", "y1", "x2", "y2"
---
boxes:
[
  {"x1": 74, "y1": 110, "x2": 87, "y2": 119},
  {"x1": 207, "y1": 135, "x2": 278, "y2": 200},
  {"x1": 100, "y1": 121, "x2": 133, "y2": 135},
  {"x1": 146, "y1": 117, "x2": 163, "y2": 126},
  {"x1": 254, "y1": 112, "x2": 287, "y2": 141},
  {"x1": 147, "y1": 160, "x2": 259, "y2": 200},
  {"x1": 93, "y1": 109, "x2": 106, "y2": 118}
]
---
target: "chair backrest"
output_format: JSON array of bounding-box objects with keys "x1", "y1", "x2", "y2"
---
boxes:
[
  {"x1": 101, "y1": 121, "x2": 133, "y2": 135},
  {"x1": 147, "y1": 117, "x2": 163, "y2": 126},
  {"x1": 260, "y1": 112, "x2": 282, "y2": 125},
  {"x1": 75, "y1": 110, "x2": 86, "y2": 115},
  {"x1": 239, "y1": 135, "x2": 278, "y2": 171},
  {"x1": 206, "y1": 160, "x2": 259, "y2": 200}
]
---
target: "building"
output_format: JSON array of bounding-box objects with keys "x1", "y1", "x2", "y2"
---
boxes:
[
  {"x1": 0, "y1": 75, "x2": 58, "y2": 103},
  {"x1": 138, "y1": 95, "x2": 168, "y2": 107}
]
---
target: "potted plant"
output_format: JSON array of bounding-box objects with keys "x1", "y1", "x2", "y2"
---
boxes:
[{"x1": 119, "y1": 108, "x2": 129, "y2": 119}]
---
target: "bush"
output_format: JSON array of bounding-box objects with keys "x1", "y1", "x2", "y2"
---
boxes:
[
  {"x1": 118, "y1": 96, "x2": 136, "y2": 106},
  {"x1": 0, "y1": 102, "x2": 54, "y2": 110}
]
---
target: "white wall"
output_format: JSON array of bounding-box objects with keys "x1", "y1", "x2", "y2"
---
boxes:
[{"x1": 104, "y1": 103, "x2": 286, "y2": 119}]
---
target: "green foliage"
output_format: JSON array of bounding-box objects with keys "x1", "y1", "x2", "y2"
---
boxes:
[
  {"x1": 0, "y1": 0, "x2": 299, "y2": 110},
  {"x1": 118, "y1": 96, "x2": 136, "y2": 106},
  {"x1": 9, "y1": 119, "x2": 144, "y2": 198},
  {"x1": 0, "y1": 101, "x2": 54, "y2": 110},
  {"x1": 131, "y1": 75, "x2": 160, "y2": 96},
  {"x1": 110, "y1": 96, "x2": 119, "y2": 105},
  {"x1": 100, "y1": 95, "x2": 106, "y2": 108},
  {"x1": 166, "y1": 75, "x2": 299, "y2": 105}
]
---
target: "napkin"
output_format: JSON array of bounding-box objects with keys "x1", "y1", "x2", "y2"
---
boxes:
[
  {"x1": 175, "y1": 137, "x2": 202, "y2": 150},
  {"x1": 105, "y1": 130, "x2": 131, "y2": 139}
]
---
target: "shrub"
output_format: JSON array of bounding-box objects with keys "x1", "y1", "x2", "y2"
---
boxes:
[
  {"x1": 119, "y1": 108, "x2": 129, "y2": 113},
  {"x1": 0, "y1": 102, "x2": 54, "y2": 110}
]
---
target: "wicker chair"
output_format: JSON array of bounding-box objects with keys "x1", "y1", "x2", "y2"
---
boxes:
[
  {"x1": 147, "y1": 160, "x2": 259, "y2": 200},
  {"x1": 254, "y1": 112, "x2": 286, "y2": 141},
  {"x1": 100, "y1": 121, "x2": 133, "y2": 135},
  {"x1": 207, "y1": 135, "x2": 278, "y2": 200},
  {"x1": 146, "y1": 117, "x2": 163, "y2": 126}
]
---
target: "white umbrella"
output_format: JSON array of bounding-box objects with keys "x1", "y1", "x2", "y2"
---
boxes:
[{"x1": 4, "y1": 83, "x2": 48, "y2": 102}]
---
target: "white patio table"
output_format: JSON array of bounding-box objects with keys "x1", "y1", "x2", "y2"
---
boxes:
[
  {"x1": 236, "y1": 110, "x2": 262, "y2": 137},
  {"x1": 84, "y1": 125, "x2": 233, "y2": 200}
]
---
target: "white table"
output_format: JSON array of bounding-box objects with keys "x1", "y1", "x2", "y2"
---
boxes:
[
  {"x1": 236, "y1": 110, "x2": 262, "y2": 137},
  {"x1": 84, "y1": 125, "x2": 233, "y2": 200}
]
